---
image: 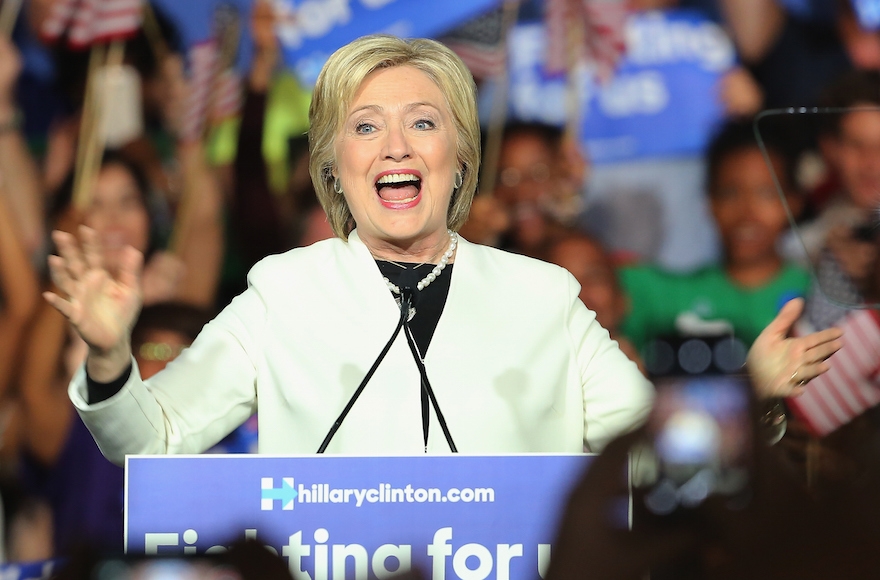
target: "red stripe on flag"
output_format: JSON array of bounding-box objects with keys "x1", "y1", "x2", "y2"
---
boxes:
[
  {"x1": 788, "y1": 310, "x2": 880, "y2": 436},
  {"x1": 445, "y1": 41, "x2": 507, "y2": 79},
  {"x1": 210, "y1": 69, "x2": 242, "y2": 121},
  {"x1": 829, "y1": 345, "x2": 872, "y2": 412},
  {"x1": 52, "y1": 0, "x2": 142, "y2": 48},
  {"x1": 544, "y1": 0, "x2": 569, "y2": 75},
  {"x1": 181, "y1": 40, "x2": 217, "y2": 143},
  {"x1": 41, "y1": 0, "x2": 80, "y2": 41}
]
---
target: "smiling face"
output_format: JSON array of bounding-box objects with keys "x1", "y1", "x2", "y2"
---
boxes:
[
  {"x1": 710, "y1": 148, "x2": 791, "y2": 268},
  {"x1": 836, "y1": 108, "x2": 880, "y2": 210},
  {"x1": 84, "y1": 162, "x2": 151, "y2": 272},
  {"x1": 334, "y1": 65, "x2": 459, "y2": 258}
]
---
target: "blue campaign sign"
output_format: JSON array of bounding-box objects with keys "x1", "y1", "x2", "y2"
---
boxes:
[
  {"x1": 126, "y1": 454, "x2": 606, "y2": 579},
  {"x1": 274, "y1": 0, "x2": 501, "y2": 86},
  {"x1": 503, "y1": 10, "x2": 736, "y2": 164},
  {"x1": 150, "y1": 0, "x2": 254, "y2": 70}
]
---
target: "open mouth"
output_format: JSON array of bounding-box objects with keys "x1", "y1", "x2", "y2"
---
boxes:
[{"x1": 375, "y1": 172, "x2": 422, "y2": 207}]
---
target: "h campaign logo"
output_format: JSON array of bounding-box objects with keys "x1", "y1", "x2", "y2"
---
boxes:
[{"x1": 261, "y1": 477, "x2": 298, "y2": 511}]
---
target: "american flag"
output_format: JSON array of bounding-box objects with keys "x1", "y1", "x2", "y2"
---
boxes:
[
  {"x1": 787, "y1": 309, "x2": 880, "y2": 437},
  {"x1": 180, "y1": 40, "x2": 242, "y2": 143},
  {"x1": 544, "y1": 0, "x2": 628, "y2": 82},
  {"x1": 180, "y1": 40, "x2": 216, "y2": 143},
  {"x1": 41, "y1": 0, "x2": 142, "y2": 48},
  {"x1": 209, "y1": 68, "x2": 242, "y2": 122},
  {"x1": 440, "y1": 7, "x2": 508, "y2": 80}
]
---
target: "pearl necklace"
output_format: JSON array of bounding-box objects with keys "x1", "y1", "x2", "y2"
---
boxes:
[{"x1": 383, "y1": 230, "x2": 458, "y2": 296}]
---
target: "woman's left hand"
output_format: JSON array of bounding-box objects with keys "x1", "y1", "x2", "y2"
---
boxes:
[{"x1": 746, "y1": 298, "x2": 843, "y2": 399}]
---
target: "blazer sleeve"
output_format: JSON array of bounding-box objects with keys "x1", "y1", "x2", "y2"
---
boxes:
[
  {"x1": 565, "y1": 272, "x2": 654, "y2": 452},
  {"x1": 68, "y1": 286, "x2": 265, "y2": 465}
]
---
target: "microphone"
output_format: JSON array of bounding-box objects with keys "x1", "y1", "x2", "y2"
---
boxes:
[
  {"x1": 400, "y1": 287, "x2": 457, "y2": 453},
  {"x1": 316, "y1": 286, "x2": 457, "y2": 454},
  {"x1": 316, "y1": 290, "x2": 410, "y2": 453}
]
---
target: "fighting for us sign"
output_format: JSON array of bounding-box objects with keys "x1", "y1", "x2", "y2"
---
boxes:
[{"x1": 125, "y1": 454, "x2": 610, "y2": 580}]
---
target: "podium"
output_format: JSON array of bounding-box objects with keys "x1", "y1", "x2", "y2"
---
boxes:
[{"x1": 125, "y1": 454, "x2": 617, "y2": 580}]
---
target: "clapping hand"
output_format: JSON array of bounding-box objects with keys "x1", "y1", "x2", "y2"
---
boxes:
[
  {"x1": 746, "y1": 298, "x2": 842, "y2": 399},
  {"x1": 43, "y1": 226, "x2": 143, "y2": 380}
]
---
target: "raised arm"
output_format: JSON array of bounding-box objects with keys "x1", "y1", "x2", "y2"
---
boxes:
[
  {"x1": 0, "y1": 187, "x2": 39, "y2": 396},
  {"x1": 0, "y1": 36, "x2": 45, "y2": 256},
  {"x1": 169, "y1": 140, "x2": 224, "y2": 308},
  {"x1": 230, "y1": 0, "x2": 287, "y2": 268},
  {"x1": 718, "y1": 0, "x2": 787, "y2": 64},
  {"x1": 158, "y1": 54, "x2": 225, "y2": 309},
  {"x1": 17, "y1": 300, "x2": 75, "y2": 465}
]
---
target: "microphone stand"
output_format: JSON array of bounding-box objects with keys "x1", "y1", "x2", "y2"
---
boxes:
[{"x1": 315, "y1": 292, "x2": 410, "y2": 453}]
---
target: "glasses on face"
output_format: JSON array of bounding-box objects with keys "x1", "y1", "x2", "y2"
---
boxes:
[
  {"x1": 138, "y1": 342, "x2": 190, "y2": 362},
  {"x1": 498, "y1": 163, "x2": 552, "y2": 188}
]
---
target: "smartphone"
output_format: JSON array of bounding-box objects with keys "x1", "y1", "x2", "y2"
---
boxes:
[{"x1": 640, "y1": 374, "x2": 753, "y2": 515}]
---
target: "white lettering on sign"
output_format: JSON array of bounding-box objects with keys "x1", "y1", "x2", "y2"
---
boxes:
[
  {"x1": 360, "y1": 0, "x2": 396, "y2": 8},
  {"x1": 626, "y1": 11, "x2": 734, "y2": 72},
  {"x1": 598, "y1": 71, "x2": 669, "y2": 117},
  {"x1": 274, "y1": 0, "x2": 352, "y2": 50},
  {"x1": 140, "y1": 526, "x2": 538, "y2": 580}
]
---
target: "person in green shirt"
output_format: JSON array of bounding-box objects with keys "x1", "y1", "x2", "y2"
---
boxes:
[{"x1": 621, "y1": 120, "x2": 810, "y2": 352}]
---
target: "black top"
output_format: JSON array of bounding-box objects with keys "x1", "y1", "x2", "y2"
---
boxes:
[
  {"x1": 375, "y1": 260, "x2": 453, "y2": 355},
  {"x1": 375, "y1": 259, "x2": 454, "y2": 450}
]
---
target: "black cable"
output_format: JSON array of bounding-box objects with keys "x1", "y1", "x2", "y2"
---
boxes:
[
  {"x1": 401, "y1": 290, "x2": 458, "y2": 453},
  {"x1": 316, "y1": 294, "x2": 410, "y2": 453}
]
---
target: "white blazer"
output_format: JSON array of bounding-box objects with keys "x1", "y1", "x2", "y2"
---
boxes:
[{"x1": 70, "y1": 231, "x2": 653, "y2": 464}]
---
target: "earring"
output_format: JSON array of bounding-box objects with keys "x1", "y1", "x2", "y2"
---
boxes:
[
  {"x1": 333, "y1": 177, "x2": 343, "y2": 195},
  {"x1": 453, "y1": 171, "x2": 463, "y2": 189}
]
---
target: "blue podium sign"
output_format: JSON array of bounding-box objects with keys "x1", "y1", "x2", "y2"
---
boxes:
[{"x1": 126, "y1": 454, "x2": 606, "y2": 579}]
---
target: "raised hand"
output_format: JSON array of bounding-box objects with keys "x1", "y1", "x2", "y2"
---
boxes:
[
  {"x1": 0, "y1": 35, "x2": 22, "y2": 112},
  {"x1": 746, "y1": 298, "x2": 843, "y2": 399},
  {"x1": 43, "y1": 226, "x2": 143, "y2": 379}
]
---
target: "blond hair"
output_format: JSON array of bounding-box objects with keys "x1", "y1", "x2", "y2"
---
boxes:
[{"x1": 308, "y1": 34, "x2": 480, "y2": 239}]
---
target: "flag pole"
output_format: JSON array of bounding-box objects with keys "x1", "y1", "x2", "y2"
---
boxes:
[
  {"x1": 478, "y1": 0, "x2": 520, "y2": 197},
  {"x1": 563, "y1": 4, "x2": 584, "y2": 145},
  {"x1": 73, "y1": 40, "x2": 126, "y2": 210},
  {"x1": 141, "y1": 1, "x2": 169, "y2": 65},
  {"x1": 203, "y1": 8, "x2": 241, "y2": 141},
  {"x1": 72, "y1": 44, "x2": 105, "y2": 210}
]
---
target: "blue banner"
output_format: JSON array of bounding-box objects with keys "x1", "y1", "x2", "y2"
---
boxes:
[
  {"x1": 126, "y1": 454, "x2": 608, "y2": 579},
  {"x1": 150, "y1": 0, "x2": 255, "y2": 71},
  {"x1": 274, "y1": 0, "x2": 501, "y2": 85},
  {"x1": 502, "y1": 10, "x2": 736, "y2": 164}
]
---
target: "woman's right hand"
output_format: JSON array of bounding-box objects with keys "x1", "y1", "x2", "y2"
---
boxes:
[{"x1": 43, "y1": 226, "x2": 143, "y2": 377}]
